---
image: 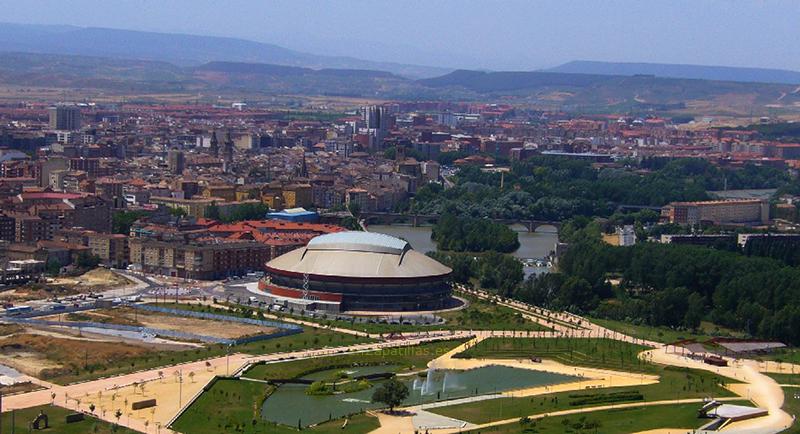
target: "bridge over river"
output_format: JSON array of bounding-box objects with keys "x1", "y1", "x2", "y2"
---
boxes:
[{"x1": 359, "y1": 212, "x2": 560, "y2": 232}]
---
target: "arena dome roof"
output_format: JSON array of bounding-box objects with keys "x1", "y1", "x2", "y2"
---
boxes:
[{"x1": 266, "y1": 231, "x2": 451, "y2": 279}]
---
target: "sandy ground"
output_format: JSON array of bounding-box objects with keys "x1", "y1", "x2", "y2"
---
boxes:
[
  {"x1": 645, "y1": 348, "x2": 794, "y2": 434},
  {"x1": 119, "y1": 309, "x2": 275, "y2": 339},
  {"x1": 40, "y1": 307, "x2": 275, "y2": 340},
  {"x1": 371, "y1": 411, "x2": 416, "y2": 434},
  {"x1": 0, "y1": 352, "x2": 62, "y2": 377},
  {"x1": 50, "y1": 268, "x2": 133, "y2": 288}
]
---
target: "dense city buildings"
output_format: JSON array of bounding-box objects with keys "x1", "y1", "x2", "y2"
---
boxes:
[{"x1": 1, "y1": 96, "x2": 799, "y2": 282}]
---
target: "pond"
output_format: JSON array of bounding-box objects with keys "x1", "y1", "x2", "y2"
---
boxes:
[{"x1": 261, "y1": 364, "x2": 578, "y2": 427}]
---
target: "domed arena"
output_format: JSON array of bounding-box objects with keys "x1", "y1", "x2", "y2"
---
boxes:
[{"x1": 258, "y1": 231, "x2": 452, "y2": 312}]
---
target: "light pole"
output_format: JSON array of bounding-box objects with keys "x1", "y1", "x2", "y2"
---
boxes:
[
  {"x1": 226, "y1": 344, "x2": 231, "y2": 376},
  {"x1": 178, "y1": 370, "x2": 183, "y2": 410}
]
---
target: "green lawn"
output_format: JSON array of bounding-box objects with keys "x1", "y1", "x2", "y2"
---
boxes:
[
  {"x1": 220, "y1": 294, "x2": 551, "y2": 334},
  {"x1": 460, "y1": 402, "x2": 749, "y2": 434},
  {"x1": 242, "y1": 339, "x2": 466, "y2": 381},
  {"x1": 432, "y1": 365, "x2": 736, "y2": 424},
  {"x1": 588, "y1": 317, "x2": 753, "y2": 345},
  {"x1": 783, "y1": 387, "x2": 800, "y2": 434},
  {"x1": 755, "y1": 347, "x2": 800, "y2": 365},
  {"x1": 588, "y1": 317, "x2": 721, "y2": 344},
  {"x1": 0, "y1": 404, "x2": 138, "y2": 434},
  {"x1": 767, "y1": 373, "x2": 800, "y2": 385},
  {"x1": 171, "y1": 378, "x2": 380, "y2": 434},
  {"x1": 456, "y1": 338, "x2": 653, "y2": 373},
  {"x1": 173, "y1": 339, "x2": 464, "y2": 433}
]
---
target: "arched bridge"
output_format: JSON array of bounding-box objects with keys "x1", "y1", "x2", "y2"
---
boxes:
[{"x1": 359, "y1": 212, "x2": 560, "y2": 232}]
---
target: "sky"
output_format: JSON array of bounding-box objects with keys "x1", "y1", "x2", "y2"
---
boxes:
[{"x1": 0, "y1": 0, "x2": 799, "y2": 71}]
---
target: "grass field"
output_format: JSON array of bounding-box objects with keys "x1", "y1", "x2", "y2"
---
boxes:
[
  {"x1": 432, "y1": 365, "x2": 736, "y2": 424},
  {"x1": 456, "y1": 338, "x2": 653, "y2": 373},
  {"x1": 756, "y1": 347, "x2": 800, "y2": 365},
  {"x1": 0, "y1": 404, "x2": 139, "y2": 434},
  {"x1": 768, "y1": 373, "x2": 800, "y2": 385},
  {"x1": 783, "y1": 387, "x2": 800, "y2": 434},
  {"x1": 242, "y1": 339, "x2": 466, "y2": 381},
  {"x1": 459, "y1": 402, "x2": 749, "y2": 434},
  {"x1": 171, "y1": 378, "x2": 380, "y2": 434},
  {"x1": 3, "y1": 321, "x2": 370, "y2": 385},
  {"x1": 588, "y1": 318, "x2": 730, "y2": 344},
  {"x1": 174, "y1": 340, "x2": 464, "y2": 433},
  {"x1": 217, "y1": 294, "x2": 551, "y2": 334}
]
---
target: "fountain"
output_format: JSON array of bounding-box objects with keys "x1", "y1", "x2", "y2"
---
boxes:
[{"x1": 421, "y1": 367, "x2": 436, "y2": 395}]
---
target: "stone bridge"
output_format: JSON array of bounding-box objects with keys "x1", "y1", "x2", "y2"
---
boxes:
[{"x1": 359, "y1": 212, "x2": 560, "y2": 232}]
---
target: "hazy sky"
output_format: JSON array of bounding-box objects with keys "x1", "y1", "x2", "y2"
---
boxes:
[{"x1": 1, "y1": 0, "x2": 799, "y2": 71}]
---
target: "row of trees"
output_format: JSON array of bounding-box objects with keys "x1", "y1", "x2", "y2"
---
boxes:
[
  {"x1": 521, "y1": 218, "x2": 800, "y2": 345},
  {"x1": 413, "y1": 157, "x2": 790, "y2": 221},
  {"x1": 206, "y1": 202, "x2": 269, "y2": 223},
  {"x1": 431, "y1": 212, "x2": 520, "y2": 253},
  {"x1": 428, "y1": 251, "x2": 524, "y2": 297}
]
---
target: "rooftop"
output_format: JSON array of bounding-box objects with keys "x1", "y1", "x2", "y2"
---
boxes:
[{"x1": 307, "y1": 231, "x2": 409, "y2": 255}]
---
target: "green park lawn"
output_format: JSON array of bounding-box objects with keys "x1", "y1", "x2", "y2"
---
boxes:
[
  {"x1": 756, "y1": 347, "x2": 800, "y2": 365},
  {"x1": 456, "y1": 337, "x2": 653, "y2": 373},
  {"x1": 589, "y1": 317, "x2": 755, "y2": 345},
  {"x1": 459, "y1": 402, "x2": 750, "y2": 434},
  {"x1": 783, "y1": 387, "x2": 800, "y2": 434},
  {"x1": 0, "y1": 404, "x2": 138, "y2": 434},
  {"x1": 171, "y1": 378, "x2": 379, "y2": 434},
  {"x1": 242, "y1": 339, "x2": 465, "y2": 381},
  {"x1": 432, "y1": 365, "x2": 736, "y2": 425},
  {"x1": 434, "y1": 337, "x2": 737, "y2": 425},
  {"x1": 222, "y1": 294, "x2": 551, "y2": 334},
  {"x1": 768, "y1": 373, "x2": 800, "y2": 385},
  {"x1": 174, "y1": 340, "x2": 464, "y2": 433}
]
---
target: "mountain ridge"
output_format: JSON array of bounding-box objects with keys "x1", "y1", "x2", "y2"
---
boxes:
[
  {"x1": 546, "y1": 60, "x2": 800, "y2": 85},
  {"x1": 0, "y1": 22, "x2": 450, "y2": 79}
]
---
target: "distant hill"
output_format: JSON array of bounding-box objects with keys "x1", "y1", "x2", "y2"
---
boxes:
[
  {"x1": 0, "y1": 51, "x2": 797, "y2": 114},
  {"x1": 0, "y1": 22, "x2": 449, "y2": 79},
  {"x1": 0, "y1": 52, "x2": 418, "y2": 97},
  {"x1": 546, "y1": 60, "x2": 800, "y2": 85},
  {"x1": 418, "y1": 69, "x2": 609, "y2": 93},
  {"x1": 417, "y1": 68, "x2": 795, "y2": 112}
]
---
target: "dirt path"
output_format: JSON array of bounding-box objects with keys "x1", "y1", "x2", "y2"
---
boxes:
[{"x1": 645, "y1": 348, "x2": 793, "y2": 433}]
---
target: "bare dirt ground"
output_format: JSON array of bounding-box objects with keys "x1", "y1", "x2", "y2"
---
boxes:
[
  {"x1": 128, "y1": 309, "x2": 276, "y2": 339},
  {"x1": 0, "y1": 269, "x2": 134, "y2": 303},
  {"x1": 41, "y1": 307, "x2": 276, "y2": 339},
  {"x1": 0, "y1": 333, "x2": 155, "y2": 377},
  {"x1": 49, "y1": 268, "x2": 132, "y2": 288}
]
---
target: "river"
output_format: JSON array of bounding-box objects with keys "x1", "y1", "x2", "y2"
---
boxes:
[{"x1": 366, "y1": 224, "x2": 558, "y2": 278}]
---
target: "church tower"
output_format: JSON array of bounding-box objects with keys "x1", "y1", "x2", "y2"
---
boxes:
[{"x1": 209, "y1": 131, "x2": 219, "y2": 157}]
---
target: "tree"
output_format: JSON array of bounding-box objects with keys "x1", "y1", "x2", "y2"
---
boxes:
[
  {"x1": 112, "y1": 210, "x2": 148, "y2": 234},
  {"x1": 169, "y1": 207, "x2": 188, "y2": 218},
  {"x1": 46, "y1": 258, "x2": 62, "y2": 276},
  {"x1": 75, "y1": 252, "x2": 101, "y2": 269},
  {"x1": 371, "y1": 379, "x2": 409, "y2": 412}
]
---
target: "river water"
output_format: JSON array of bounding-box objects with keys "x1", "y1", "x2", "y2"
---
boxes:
[{"x1": 367, "y1": 224, "x2": 558, "y2": 277}]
